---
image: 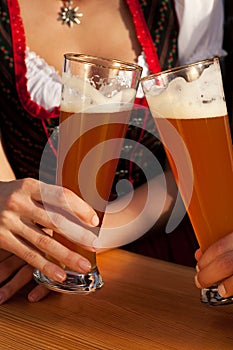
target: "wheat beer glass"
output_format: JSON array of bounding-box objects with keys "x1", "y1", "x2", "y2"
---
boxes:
[
  {"x1": 141, "y1": 58, "x2": 233, "y2": 305},
  {"x1": 34, "y1": 53, "x2": 142, "y2": 293}
]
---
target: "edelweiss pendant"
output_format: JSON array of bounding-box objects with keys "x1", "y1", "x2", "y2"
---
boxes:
[{"x1": 58, "y1": 0, "x2": 83, "y2": 27}]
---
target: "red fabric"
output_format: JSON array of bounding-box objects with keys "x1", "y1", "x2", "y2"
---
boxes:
[
  {"x1": 125, "y1": 0, "x2": 161, "y2": 74},
  {"x1": 8, "y1": 0, "x2": 158, "y2": 121}
]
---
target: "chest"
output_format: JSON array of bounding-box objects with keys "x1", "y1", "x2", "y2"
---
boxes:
[{"x1": 18, "y1": 0, "x2": 141, "y2": 74}]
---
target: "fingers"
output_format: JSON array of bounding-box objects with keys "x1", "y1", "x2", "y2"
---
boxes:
[
  {"x1": 5, "y1": 228, "x2": 92, "y2": 282},
  {"x1": 194, "y1": 248, "x2": 202, "y2": 261},
  {"x1": 0, "y1": 251, "x2": 50, "y2": 304},
  {"x1": 0, "y1": 262, "x2": 50, "y2": 304},
  {"x1": 0, "y1": 254, "x2": 25, "y2": 284},
  {"x1": 0, "y1": 178, "x2": 99, "y2": 282},
  {"x1": 0, "y1": 178, "x2": 98, "y2": 248},
  {"x1": 0, "y1": 264, "x2": 34, "y2": 305},
  {"x1": 30, "y1": 179, "x2": 99, "y2": 227},
  {"x1": 195, "y1": 250, "x2": 233, "y2": 287},
  {"x1": 195, "y1": 233, "x2": 233, "y2": 297},
  {"x1": 196, "y1": 232, "x2": 233, "y2": 270},
  {"x1": 31, "y1": 202, "x2": 98, "y2": 247},
  {"x1": 18, "y1": 221, "x2": 93, "y2": 272},
  {"x1": 1, "y1": 230, "x2": 91, "y2": 282},
  {"x1": 195, "y1": 272, "x2": 233, "y2": 299},
  {"x1": 0, "y1": 215, "x2": 94, "y2": 284},
  {"x1": 28, "y1": 284, "x2": 50, "y2": 303},
  {"x1": 218, "y1": 276, "x2": 233, "y2": 298}
]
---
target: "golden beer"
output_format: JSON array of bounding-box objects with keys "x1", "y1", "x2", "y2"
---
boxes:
[
  {"x1": 155, "y1": 114, "x2": 233, "y2": 251},
  {"x1": 142, "y1": 58, "x2": 233, "y2": 252},
  {"x1": 34, "y1": 54, "x2": 142, "y2": 293},
  {"x1": 55, "y1": 108, "x2": 131, "y2": 269}
]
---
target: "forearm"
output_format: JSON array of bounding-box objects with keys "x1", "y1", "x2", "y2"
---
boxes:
[
  {"x1": 99, "y1": 167, "x2": 184, "y2": 249},
  {"x1": 0, "y1": 135, "x2": 16, "y2": 181}
]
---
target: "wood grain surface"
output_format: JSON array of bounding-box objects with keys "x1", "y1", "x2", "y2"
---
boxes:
[{"x1": 0, "y1": 249, "x2": 233, "y2": 350}]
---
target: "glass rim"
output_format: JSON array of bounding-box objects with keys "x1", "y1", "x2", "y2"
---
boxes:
[
  {"x1": 64, "y1": 53, "x2": 143, "y2": 73},
  {"x1": 141, "y1": 57, "x2": 220, "y2": 82}
]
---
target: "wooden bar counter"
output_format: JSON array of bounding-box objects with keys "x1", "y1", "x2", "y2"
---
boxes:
[{"x1": 0, "y1": 249, "x2": 233, "y2": 350}]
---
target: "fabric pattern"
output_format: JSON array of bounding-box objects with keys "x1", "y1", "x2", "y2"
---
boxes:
[
  {"x1": 0, "y1": 0, "x2": 58, "y2": 183},
  {"x1": 0, "y1": 0, "x2": 199, "y2": 266},
  {"x1": 139, "y1": 0, "x2": 178, "y2": 69},
  {"x1": 0, "y1": 0, "x2": 178, "y2": 189}
]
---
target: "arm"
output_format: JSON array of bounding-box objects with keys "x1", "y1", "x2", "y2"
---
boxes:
[
  {"x1": 0, "y1": 134, "x2": 16, "y2": 181},
  {"x1": 98, "y1": 165, "x2": 184, "y2": 250}
]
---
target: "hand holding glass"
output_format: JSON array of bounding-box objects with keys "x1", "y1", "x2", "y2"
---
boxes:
[
  {"x1": 141, "y1": 58, "x2": 233, "y2": 305},
  {"x1": 34, "y1": 54, "x2": 142, "y2": 293}
]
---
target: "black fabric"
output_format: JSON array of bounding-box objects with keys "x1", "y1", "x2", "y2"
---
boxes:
[
  {"x1": 223, "y1": 0, "x2": 233, "y2": 135},
  {"x1": 0, "y1": 0, "x2": 198, "y2": 266}
]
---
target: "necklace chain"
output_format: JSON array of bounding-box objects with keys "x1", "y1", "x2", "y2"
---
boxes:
[{"x1": 57, "y1": 0, "x2": 83, "y2": 27}]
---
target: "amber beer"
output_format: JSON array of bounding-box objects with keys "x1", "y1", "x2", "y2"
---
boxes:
[
  {"x1": 142, "y1": 58, "x2": 233, "y2": 252},
  {"x1": 34, "y1": 53, "x2": 142, "y2": 293},
  {"x1": 156, "y1": 114, "x2": 233, "y2": 251},
  {"x1": 55, "y1": 106, "x2": 132, "y2": 269}
]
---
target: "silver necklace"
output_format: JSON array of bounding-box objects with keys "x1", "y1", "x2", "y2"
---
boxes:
[{"x1": 58, "y1": 1, "x2": 83, "y2": 27}]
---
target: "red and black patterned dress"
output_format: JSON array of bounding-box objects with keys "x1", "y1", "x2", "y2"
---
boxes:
[{"x1": 0, "y1": 0, "x2": 199, "y2": 266}]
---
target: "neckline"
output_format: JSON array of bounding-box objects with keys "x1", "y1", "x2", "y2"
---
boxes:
[
  {"x1": 8, "y1": 0, "x2": 60, "y2": 119},
  {"x1": 7, "y1": 0, "x2": 160, "y2": 119}
]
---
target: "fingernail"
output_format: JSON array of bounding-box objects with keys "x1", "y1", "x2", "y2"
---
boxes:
[
  {"x1": 218, "y1": 283, "x2": 226, "y2": 297},
  {"x1": 91, "y1": 214, "x2": 99, "y2": 227},
  {"x1": 79, "y1": 258, "x2": 91, "y2": 272},
  {"x1": 194, "y1": 274, "x2": 202, "y2": 289},
  {"x1": 54, "y1": 270, "x2": 66, "y2": 282},
  {"x1": 28, "y1": 292, "x2": 39, "y2": 303}
]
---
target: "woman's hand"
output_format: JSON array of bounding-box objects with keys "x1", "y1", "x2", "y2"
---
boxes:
[
  {"x1": 0, "y1": 249, "x2": 49, "y2": 304},
  {"x1": 195, "y1": 232, "x2": 233, "y2": 298},
  {"x1": 0, "y1": 178, "x2": 99, "y2": 284}
]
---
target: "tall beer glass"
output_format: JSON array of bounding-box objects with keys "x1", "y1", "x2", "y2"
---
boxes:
[
  {"x1": 34, "y1": 54, "x2": 142, "y2": 293},
  {"x1": 141, "y1": 58, "x2": 233, "y2": 305}
]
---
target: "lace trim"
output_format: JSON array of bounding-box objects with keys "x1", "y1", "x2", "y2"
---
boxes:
[
  {"x1": 6, "y1": 0, "x2": 159, "y2": 176},
  {"x1": 25, "y1": 48, "x2": 62, "y2": 111},
  {"x1": 7, "y1": 0, "x2": 157, "y2": 115},
  {"x1": 25, "y1": 47, "x2": 149, "y2": 108}
]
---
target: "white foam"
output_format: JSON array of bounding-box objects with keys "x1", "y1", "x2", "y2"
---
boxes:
[
  {"x1": 61, "y1": 73, "x2": 136, "y2": 113},
  {"x1": 145, "y1": 63, "x2": 227, "y2": 119}
]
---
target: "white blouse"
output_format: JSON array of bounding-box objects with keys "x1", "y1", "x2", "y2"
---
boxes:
[
  {"x1": 25, "y1": 49, "x2": 149, "y2": 110},
  {"x1": 25, "y1": 48, "x2": 62, "y2": 111},
  {"x1": 174, "y1": 0, "x2": 226, "y2": 65}
]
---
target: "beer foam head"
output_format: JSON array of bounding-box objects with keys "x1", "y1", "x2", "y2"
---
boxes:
[
  {"x1": 61, "y1": 73, "x2": 136, "y2": 113},
  {"x1": 145, "y1": 63, "x2": 227, "y2": 119}
]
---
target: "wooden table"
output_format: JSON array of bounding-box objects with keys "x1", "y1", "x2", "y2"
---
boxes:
[{"x1": 0, "y1": 249, "x2": 233, "y2": 350}]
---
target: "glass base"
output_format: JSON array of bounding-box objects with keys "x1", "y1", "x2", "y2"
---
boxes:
[
  {"x1": 201, "y1": 285, "x2": 233, "y2": 306},
  {"x1": 33, "y1": 267, "x2": 104, "y2": 294}
]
